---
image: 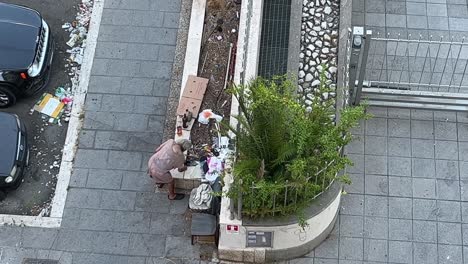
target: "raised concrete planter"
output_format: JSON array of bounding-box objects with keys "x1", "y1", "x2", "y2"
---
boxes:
[{"x1": 219, "y1": 181, "x2": 342, "y2": 263}]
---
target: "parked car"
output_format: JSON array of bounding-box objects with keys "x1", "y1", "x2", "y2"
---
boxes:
[
  {"x1": 0, "y1": 2, "x2": 54, "y2": 108},
  {"x1": 0, "y1": 112, "x2": 29, "y2": 191}
]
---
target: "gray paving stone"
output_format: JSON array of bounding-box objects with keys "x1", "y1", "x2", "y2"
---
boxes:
[
  {"x1": 165, "y1": 236, "x2": 199, "y2": 258},
  {"x1": 114, "y1": 211, "x2": 152, "y2": 233},
  {"x1": 105, "y1": 0, "x2": 151, "y2": 9},
  {"x1": 95, "y1": 42, "x2": 127, "y2": 59},
  {"x1": 389, "y1": 218, "x2": 412, "y2": 240},
  {"x1": 438, "y1": 245, "x2": 463, "y2": 264},
  {"x1": 78, "y1": 209, "x2": 115, "y2": 231},
  {"x1": 407, "y1": 15, "x2": 429, "y2": 29},
  {"x1": 132, "y1": 10, "x2": 164, "y2": 27},
  {"x1": 411, "y1": 120, "x2": 434, "y2": 139},
  {"x1": 438, "y1": 222, "x2": 462, "y2": 244},
  {"x1": 347, "y1": 173, "x2": 364, "y2": 194},
  {"x1": 448, "y1": 4, "x2": 468, "y2": 17},
  {"x1": 412, "y1": 110, "x2": 435, "y2": 120},
  {"x1": 412, "y1": 158, "x2": 436, "y2": 178},
  {"x1": 74, "y1": 149, "x2": 109, "y2": 169},
  {"x1": 389, "y1": 197, "x2": 413, "y2": 219},
  {"x1": 78, "y1": 129, "x2": 96, "y2": 149},
  {"x1": 0, "y1": 226, "x2": 22, "y2": 247},
  {"x1": 365, "y1": 155, "x2": 387, "y2": 175},
  {"x1": 365, "y1": 195, "x2": 388, "y2": 217},
  {"x1": 413, "y1": 242, "x2": 438, "y2": 264},
  {"x1": 313, "y1": 235, "x2": 338, "y2": 259},
  {"x1": 458, "y1": 123, "x2": 468, "y2": 141},
  {"x1": 460, "y1": 180, "x2": 468, "y2": 201},
  {"x1": 120, "y1": 78, "x2": 154, "y2": 96},
  {"x1": 69, "y1": 168, "x2": 89, "y2": 188},
  {"x1": 365, "y1": 174, "x2": 388, "y2": 195},
  {"x1": 53, "y1": 229, "x2": 96, "y2": 252},
  {"x1": 93, "y1": 231, "x2": 131, "y2": 254},
  {"x1": 388, "y1": 240, "x2": 413, "y2": 263},
  {"x1": 65, "y1": 188, "x2": 102, "y2": 209},
  {"x1": 346, "y1": 154, "x2": 364, "y2": 173},
  {"x1": 340, "y1": 215, "x2": 364, "y2": 237},
  {"x1": 23, "y1": 228, "x2": 58, "y2": 249},
  {"x1": 388, "y1": 137, "x2": 411, "y2": 157},
  {"x1": 150, "y1": 213, "x2": 186, "y2": 236},
  {"x1": 413, "y1": 198, "x2": 438, "y2": 220},
  {"x1": 389, "y1": 176, "x2": 412, "y2": 196},
  {"x1": 83, "y1": 111, "x2": 116, "y2": 130},
  {"x1": 363, "y1": 239, "x2": 387, "y2": 262},
  {"x1": 366, "y1": 0, "x2": 385, "y2": 12},
  {"x1": 386, "y1": 14, "x2": 407, "y2": 27},
  {"x1": 84, "y1": 94, "x2": 102, "y2": 112},
  {"x1": 387, "y1": 108, "x2": 411, "y2": 119},
  {"x1": 100, "y1": 190, "x2": 136, "y2": 210},
  {"x1": 365, "y1": 117, "x2": 387, "y2": 136},
  {"x1": 72, "y1": 253, "x2": 144, "y2": 264},
  {"x1": 364, "y1": 216, "x2": 388, "y2": 239},
  {"x1": 407, "y1": 2, "x2": 427, "y2": 15},
  {"x1": 163, "y1": 12, "x2": 180, "y2": 29},
  {"x1": 435, "y1": 140, "x2": 459, "y2": 160},
  {"x1": 458, "y1": 112, "x2": 468, "y2": 123},
  {"x1": 389, "y1": 156, "x2": 411, "y2": 176},
  {"x1": 459, "y1": 142, "x2": 468, "y2": 161},
  {"x1": 437, "y1": 179, "x2": 461, "y2": 200},
  {"x1": 60, "y1": 208, "x2": 81, "y2": 229},
  {"x1": 313, "y1": 258, "x2": 337, "y2": 264},
  {"x1": 449, "y1": 18, "x2": 468, "y2": 31},
  {"x1": 94, "y1": 131, "x2": 129, "y2": 151},
  {"x1": 126, "y1": 43, "x2": 160, "y2": 61},
  {"x1": 346, "y1": 137, "x2": 364, "y2": 154},
  {"x1": 158, "y1": 45, "x2": 177, "y2": 63},
  {"x1": 413, "y1": 178, "x2": 437, "y2": 198},
  {"x1": 108, "y1": 150, "x2": 143, "y2": 171},
  {"x1": 135, "y1": 192, "x2": 171, "y2": 213},
  {"x1": 134, "y1": 96, "x2": 167, "y2": 115},
  {"x1": 428, "y1": 16, "x2": 450, "y2": 30},
  {"x1": 412, "y1": 138, "x2": 435, "y2": 158},
  {"x1": 152, "y1": 78, "x2": 171, "y2": 97},
  {"x1": 100, "y1": 94, "x2": 135, "y2": 113},
  {"x1": 436, "y1": 160, "x2": 459, "y2": 179},
  {"x1": 128, "y1": 233, "x2": 166, "y2": 256},
  {"x1": 114, "y1": 113, "x2": 149, "y2": 132},
  {"x1": 127, "y1": 133, "x2": 162, "y2": 152},
  {"x1": 121, "y1": 171, "x2": 154, "y2": 192},
  {"x1": 91, "y1": 58, "x2": 110, "y2": 75},
  {"x1": 88, "y1": 76, "x2": 122, "y2": 94},
  {"x1": 145, "y1": 28, "x2": 178, "y2": 45},
  {"x1": 366, "y1": 13, "x2": 386, "y2": 27},
  {"x1": 462, "y1": 202, "x2": 468, "y2": 223},
  {"x1": 427, "y1": 3, "x2": 448, "y2": 16},
  {"x1": 435, "y1": 121, "x2": 458, "y2": 140},
  {"x1": 413, "y1": 220, "x2": 437, "y2": 242},
  {"x1": 434, "y1": 111, "x2": 457, "y2": 122},
  {"x1": 288, "y1": 258, "x2": 313, "y2": 264},
  {"x1": 438, "y1": 200, "x2": 462, "y2": 222},
  {"x1": 99, "y1": 25, "x2": 147, "y2": 43},
  {"x1": 101, "y1": 9, "x2": 133, "y2": 26},
  {"x1": 339, "y1": 237, "x2": 363, "y2": 261}
]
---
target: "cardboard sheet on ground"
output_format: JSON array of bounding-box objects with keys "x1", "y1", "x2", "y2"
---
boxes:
[
  {"x1": 176, "y1": 75, "x2": 209, "y2": 116},
  {"x1": 34, "y1": 93, "x2": 65, "y2": 119}
]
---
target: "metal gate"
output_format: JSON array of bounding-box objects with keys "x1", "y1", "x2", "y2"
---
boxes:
[{"x1": 349, "y1": 26, "x2": 468, "y2": 110}]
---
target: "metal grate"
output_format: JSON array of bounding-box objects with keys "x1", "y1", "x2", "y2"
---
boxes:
[{"x1": 258, "y1": 0, "x2": 292, "y2": 79}]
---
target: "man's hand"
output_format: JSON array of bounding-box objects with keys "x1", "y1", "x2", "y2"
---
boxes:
[{"x1": 178, "y1": 165, "x2": 188, "y2": 172}]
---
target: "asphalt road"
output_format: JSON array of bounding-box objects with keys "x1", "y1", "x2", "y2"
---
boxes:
[{"x1": 0, "y1": 0, "x2": 81, "y2": 215}]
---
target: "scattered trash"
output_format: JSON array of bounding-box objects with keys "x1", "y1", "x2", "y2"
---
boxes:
[
  {"x1": 216, "y1": 35, "x2": 223, "y2": 41},
  {"x1": 198, "y1": 109, "x2": 223, "y2": 124},
  {"x1": 33, "y1": 93, "x2": 65, "y2": 121}
]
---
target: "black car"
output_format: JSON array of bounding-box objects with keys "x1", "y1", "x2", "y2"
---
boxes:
[
  {"x1": 0, "y1": 2, "x2": 54, "y2": 108},
  {"x1": 0, "y1": 112, "x2": 28, "y2": 190}
]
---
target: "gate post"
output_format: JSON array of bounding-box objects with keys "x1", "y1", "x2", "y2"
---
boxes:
[
  {"x1": 348, "y1": 27, "x2": 364, "y2": 104},
  {"x1": 353, "y1": 29, "x2": 372, "y2": 105}
]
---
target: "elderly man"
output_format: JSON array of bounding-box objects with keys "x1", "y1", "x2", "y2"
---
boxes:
[{"x1": 148, "y1": 139, "x2": 192, "y2": 200}]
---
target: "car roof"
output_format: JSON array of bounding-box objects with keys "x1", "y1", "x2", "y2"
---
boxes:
[
  {"x1": 0, "y1": 2, "x2": 42, "y2": 70},
  {"x1": 0, "y1": 112, "x2": 19, "y2": 176}
]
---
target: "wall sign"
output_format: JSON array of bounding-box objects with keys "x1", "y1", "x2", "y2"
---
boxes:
[{"x1": 246, "y1": 231, "x2": 273, "y2": 247}]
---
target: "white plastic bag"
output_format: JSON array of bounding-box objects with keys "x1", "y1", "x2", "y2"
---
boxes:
[{"x1": 198, "y1": 109, "x2": 223, "y2": 124}]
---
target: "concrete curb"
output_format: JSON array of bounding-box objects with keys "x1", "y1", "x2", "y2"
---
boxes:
[{"x1": 0, "y1": 0, "x2": 105, "y2": 227}]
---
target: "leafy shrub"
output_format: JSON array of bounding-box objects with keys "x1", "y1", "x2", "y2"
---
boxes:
[{"x1": 225, "y1": 74, "x2": 367, "y2": 218}]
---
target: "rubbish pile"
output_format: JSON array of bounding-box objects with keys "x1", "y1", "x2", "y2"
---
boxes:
[{"x1": 63, "y1": 0, "x2": 94, "y2": 89}]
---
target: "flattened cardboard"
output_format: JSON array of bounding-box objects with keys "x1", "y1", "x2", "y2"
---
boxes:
[{"x1": 182, "y1": 75, "x2": 209, "y2": 100}]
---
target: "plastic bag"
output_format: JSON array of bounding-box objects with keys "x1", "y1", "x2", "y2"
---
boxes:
[{"x1": 198, "y1": 109, "x2": 223, "y2": 124}]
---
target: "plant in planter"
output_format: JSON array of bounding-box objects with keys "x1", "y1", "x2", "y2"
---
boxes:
[{"x1": 224, "y1": 73, "x2": 368, "y2": 219}]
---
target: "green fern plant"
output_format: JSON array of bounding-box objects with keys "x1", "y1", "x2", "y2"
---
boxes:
[{"x1": 224, "y1": 72, "x2": 368, "y2": 218}]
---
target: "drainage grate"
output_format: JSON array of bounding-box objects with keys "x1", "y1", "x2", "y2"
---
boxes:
[
  {"x1": 23, "y1": 259, "x2": 59, "y2": 264},
  {"x1": 258, "y1": 0, "x2": 292, "y2": 79}
]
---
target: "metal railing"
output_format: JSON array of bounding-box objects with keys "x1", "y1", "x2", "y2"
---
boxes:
[{"x1": 366, "y1": 33, "x2": 468, "y2": 94}]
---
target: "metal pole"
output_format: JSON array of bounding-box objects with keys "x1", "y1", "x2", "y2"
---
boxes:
[
  {"x1": 348, "y1": 27, "x2": 365, "y2": 101},
  {"x1": 448, "y1": 37, "x2": 464, "y2": 93},
  {"x1": 353, "y1": 29, "x2": 372, "y2": 105},
  {"x1": 388, "y1": 33, "x2": 401, "y2": 89},
  {"x1": 437, "y1": 37, "x2": 453, "y2": 91},
  {"x1": 407, "y1": 34, "x2": 422, "y2": 91},
  {"x1": 429, "y1": 36, "x2": 443, "y2": 92}
]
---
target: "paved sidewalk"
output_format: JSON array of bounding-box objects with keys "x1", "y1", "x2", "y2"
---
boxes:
[{"x1": 0, "y1": 0, "x2": 206, "y2": 263}]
